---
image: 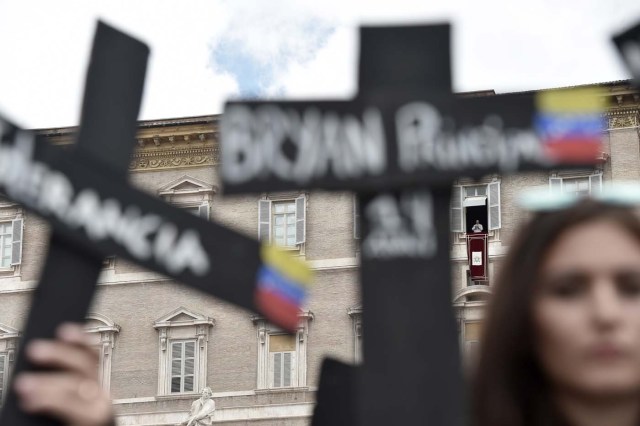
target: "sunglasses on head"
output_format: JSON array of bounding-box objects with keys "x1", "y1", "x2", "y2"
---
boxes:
[{"x1": 518, "y1": 182, "x2": 640, "y2": 212}]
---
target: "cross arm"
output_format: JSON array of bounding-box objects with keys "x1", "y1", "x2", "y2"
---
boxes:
[
  {"x1": 221, "y1": 89, "x2": 605, "y2": 194},
  {"x1": 0, "y1": 117, "x2": 310, "y2": 332}
]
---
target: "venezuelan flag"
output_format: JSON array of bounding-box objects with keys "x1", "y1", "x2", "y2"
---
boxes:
[
  {"x1": 256, "y1": 245, "x2": 312, "y2": 332},
  {"x1": 534, "y1": 88, "x2": 606, "y2": 164}
]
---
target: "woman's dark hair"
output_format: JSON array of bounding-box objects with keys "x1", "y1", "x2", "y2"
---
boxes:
[{"x1": 472, "y1": 200, "x2": 640, "y2": 426}]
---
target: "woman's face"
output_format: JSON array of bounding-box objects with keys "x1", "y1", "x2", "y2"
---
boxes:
[{"x1": 534, "y1": 219, "x2": 640, "y2": 398}]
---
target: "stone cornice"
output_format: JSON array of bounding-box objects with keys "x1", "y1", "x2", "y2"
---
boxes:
[
  {"x1": 30, "y1": 81, "x2": 639, "y2": 172},
  {"x1": 130, "y1": 132, "x2": 219, "y2": 172},
  {"x1": 35, "y1": 116, "x2": 221, "y2": 172}
]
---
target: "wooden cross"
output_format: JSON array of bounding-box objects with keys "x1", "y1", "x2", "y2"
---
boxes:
[
  {"x1": 0, "y1": 22, "x2": 310, "y2": 426},
  {"x1": 614, "y1": 20, "x2": 640, "y2": 88},
  {"x1": 219, "y1": 23, "x2": 605, "y2": 426}
]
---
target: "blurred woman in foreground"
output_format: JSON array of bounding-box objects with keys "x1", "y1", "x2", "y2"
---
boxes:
[{"x1": 473, "y1": 194, "x2": 640, "y2": 426}]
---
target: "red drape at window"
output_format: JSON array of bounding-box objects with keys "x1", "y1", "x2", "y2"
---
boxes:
[{"x1": 467, "y1": 234, "x2": 488, "y2": 281}]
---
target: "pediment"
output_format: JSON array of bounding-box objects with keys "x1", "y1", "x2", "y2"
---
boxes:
[
  {"x1": 158, "y1": 176, "x2": 216, "y2": 196},
  {"x1": 85, "y1": 313, "x2": 120, "y2": 333},
  {"x1": 0, "y1": 323, "x2": 20, "y2": 340},
  {"x1": 154, "y1": 307, "x2": 215, "y2": 328},
  {"x1": 453, "y1": 286, "x2": 492, "y2": 304}
]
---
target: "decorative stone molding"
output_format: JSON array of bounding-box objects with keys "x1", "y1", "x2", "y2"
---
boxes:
[
  {"x1": 158, "y1": 176, "x2": 217, "y2": 200},
  {"x1": 154, "y1": 307, "x2": 215, "y2": 395},
  {"x1": 347, "y1": 306, "x2": 363, "y2": 364},
  {"x1": 453, "y1": 285, "x2": 492, "y2": 305},
  {"x1": 606, "y1": 109, "x2": 640, "y2": 129},
  {"x1": 84, "y1": 313, "x2": 120, "y2": 391},
  {"x1": 0, "y1": 323, "x2": 20, "y2": 354},
  {"x1": 129, "y1": 144, "x2": 219, "y2": 172},
  {"x1": 158, "y1": 176, "x2": 216, "y2": 219},
  {"x1": 251, "y1": 311, "x2": 313, "y2": 389}
]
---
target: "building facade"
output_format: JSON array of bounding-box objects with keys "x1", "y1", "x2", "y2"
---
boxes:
[{"x1": 0, "y1": 81, "x2": 638, "y2": 425}]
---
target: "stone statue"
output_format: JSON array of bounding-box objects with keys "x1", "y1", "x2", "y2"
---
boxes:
[{"x1": 178, "y1": 386, "x2": 215, "y2": 426}]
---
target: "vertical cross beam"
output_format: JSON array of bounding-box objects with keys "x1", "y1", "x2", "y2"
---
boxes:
[
  {"x1": 0, "y1": 22, "x2": 149, "y2": 426},
  {"x1": 614, "y1": 21, "x2": 640, "y2": 88},
  {"x1": 220, "y1": 23, "x2": 604, "y2": 426},
  {"x1": 355, "y1": 24, "x2": 465, "y2": 426}
]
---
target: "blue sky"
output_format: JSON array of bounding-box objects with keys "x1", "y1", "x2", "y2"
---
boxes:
[{"x1": 212, "y1": 20, "x2": 334, "y2": 97}]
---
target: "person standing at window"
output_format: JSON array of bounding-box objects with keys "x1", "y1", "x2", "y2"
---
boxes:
[{"x1": 471, "y1": 220, "x2": 484, "y2": 233}]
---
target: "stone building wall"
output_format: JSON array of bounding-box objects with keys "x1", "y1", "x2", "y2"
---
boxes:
[{"x1": 0, "y1": 82, "x2": 638, "y2": 425}]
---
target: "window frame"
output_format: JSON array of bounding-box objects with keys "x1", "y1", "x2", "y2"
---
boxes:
[
  {"x1": 84, "y1": 313, "x2": 120, "y2": 391},
  {"x1": 0, "y1": 221, "x2": 12, "y2": 269},
  {"x1": 258, "y1": 194, "x2": 307, "y2": 252},
  {"x1": 348, "y1": 306, "x2": 363, "y2": 364},
  {"x1": 154, "y1": 307, "x2": 215, "y2": 396},
  {"x1": 268, "y1": 345, "x2": 297, "y2": 389},
  {"x1": 0, "y1": 323, "x2": 20, "y2": 406},
  {"x1": 252, "y1": 311, "x2": 313, "y2": 390},
  {"x1": 451, "y1": 180, "x2": 501, "y2": 240},
  {"x1": 0, "y1": 199, "x2": 24, "y2": 275},
  {"x1": 169, "y1": 339, "x2": 198, "y2": 394},
  {"x1": 549, "y1": 171, "x2": 603, "y2": 196},
  {"x1": 0, "y1": 352, "x2": 7, "y2": 405}
]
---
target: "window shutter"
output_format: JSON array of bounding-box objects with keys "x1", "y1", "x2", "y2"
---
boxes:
[
  {"x1": 283, "y1": 352, "x2": 292, "y2": 387},
  {"x1": 295, "y1": 195, "x2": 306, "y2": 245},
  {"x1": 450, "y1": 185, "x2": 464, "y2": 233},
  {"x1": 589, "y1": 173, "x2": 602, "y2": 194},
  {"x1": 198, "y1": 203, "x2": 210, "y2": 220},
  {"x1": 170, "y1": 342, "x2": 182, "y2": 393},
  {"x1": 184, "y1": 342, "x2": 195, "y2": 392},
  {"x1": 0, "y1": 353, "x2": 5, "y2": 402},
  {"x1": 549, "y1": 177, "x2": 563, "y2": 194},
  {"x1": 10, "y1": 218, "x2": 23, "y2": 266},
  {"x1": 258, "y1": 200, "x2": 272, "y2": 243},
  {"x1": 273, "y1": 352, "x2": 282, "y2": 388},
  {"x1": 353, "y1": 196, "x2": 360, "y2": 239},
  {"x1": 487, "y1": 181, "x2": 501, "y2": 230}
]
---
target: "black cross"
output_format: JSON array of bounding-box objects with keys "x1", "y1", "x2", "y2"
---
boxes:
[
  {"x1": 219, "y1": 24, "x2": 605, "y2": 426},
  {"x1": 0, "y1": 22, "x2": 308, "y2": 426},
  {"x1": 614, "y1": 21, "x2": 640, "y2": 88}
]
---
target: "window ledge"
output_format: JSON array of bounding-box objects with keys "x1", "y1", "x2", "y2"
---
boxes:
[
  {"x1": 254, "y1": 386, "x2": 310, "y2": 395},
  {"x1": 156, "y1": 392, "x2": 201, "y2": 401}
]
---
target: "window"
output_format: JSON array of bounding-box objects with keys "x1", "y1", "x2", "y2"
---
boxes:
[
  {"x1": 0, "y1": 353, "x2": 6, "y2": 404},
  {"x1": 154, "y1": 307, "x2": 215, "y2": 396},
  {"x1": 84, "y1": 313, "x2": 119, "y2": 391},
  {"x1": 0, "y1": 218, "x2": 22, "y2": 269},
  {"x1": 0, "y1": 323, "x2": 19, "y2": 405},
  {"x1": 273, "y1": 202, "x2": 297, "y2": 247},
  {"x1": 268, "y1": 335, "x2": 296, "y2": 388},
  {"x1": 549, "y1": 172, "x2": 602, "y2": 196},
  {"x1": 0, "y1": 223, "x2": 11, "y2": 268},
  {"x1": 451, "y1": 181, "x2": 501, "y2": 234},
  {"x1": 463, "y1": 321, "x2": 482, "y2": 369},
  {"x1": 348, "y1": 306, "x2": 363, "y2": 364},
  {"x1": 353, "y1": 196, "x2": 361, "y2": 240},
  {"x1": 253, "y1": 311, "x2": 313, "y2": 390},
  {"x1": 258, "y1": 195, "x2": 306, "y2": 248},
  {"x1": 170, "y1": 341, "x2": 196, "y2": 393}
]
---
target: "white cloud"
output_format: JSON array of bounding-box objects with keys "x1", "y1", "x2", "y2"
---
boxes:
[{"x1": 0, "y1": 0, "x2": 640, "y2": 128}]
